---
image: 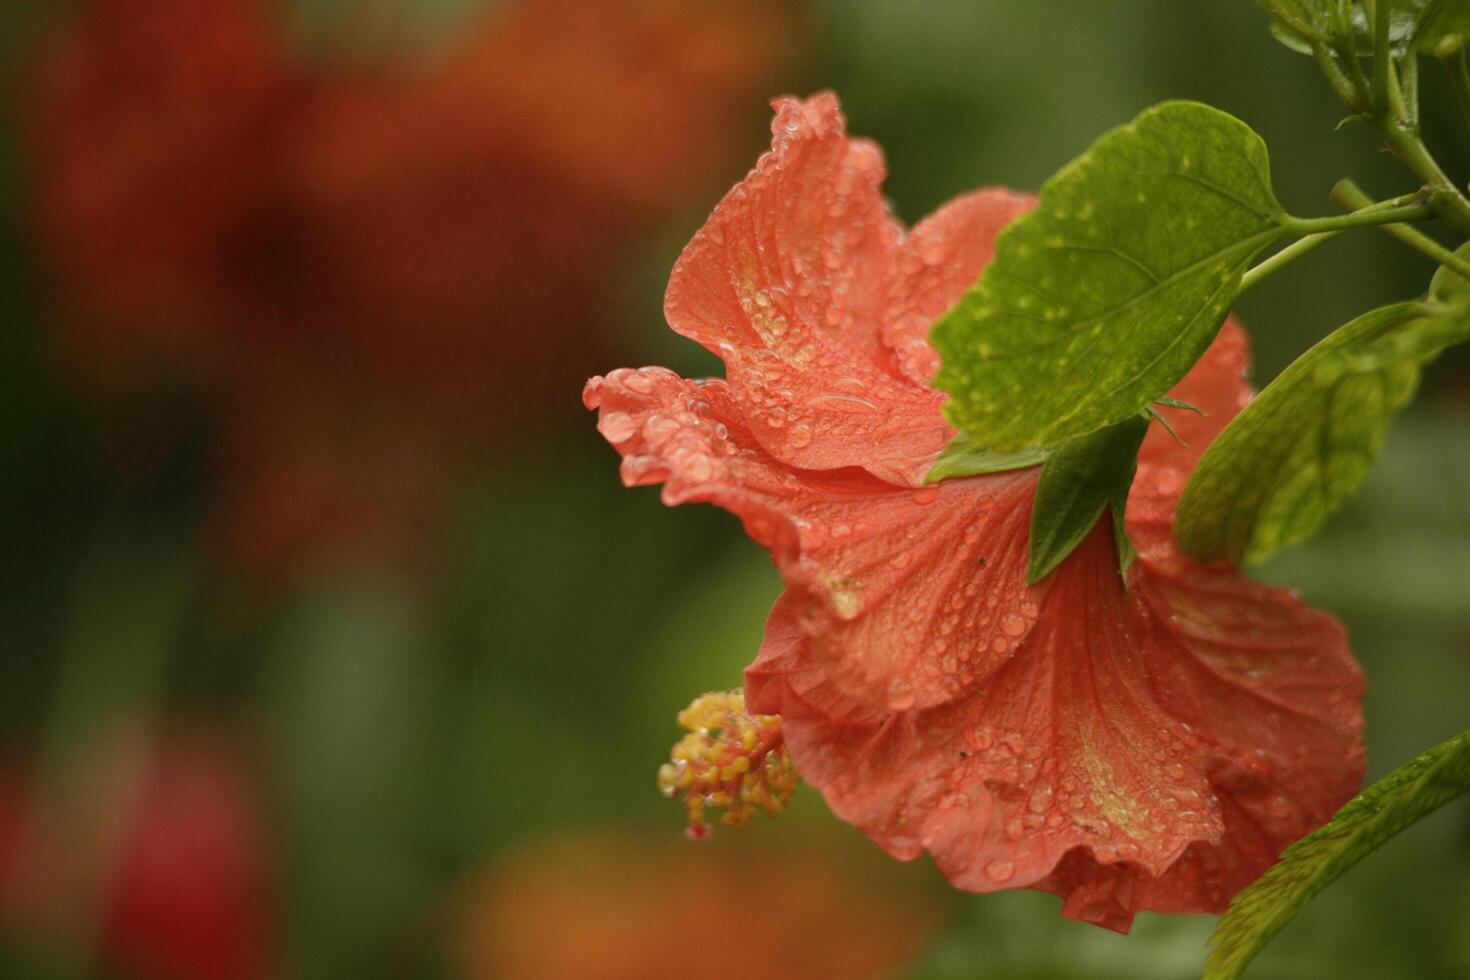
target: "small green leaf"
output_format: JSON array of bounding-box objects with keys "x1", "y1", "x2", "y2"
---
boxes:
[
  {"x1": 1256, "y1": 0, "x2": 1425, "y2": 53},
  {"x1": 925, "y1": 435, "x2": 1048, "y2": 483},
  {"x1": 1110, "y1": 495, "x2": 1136, "y2": 578},
  {"x1": 1268, "y1": 17, "x2": 1321, "y2": 53},
  {"x1": 1177, "y1": 287, "x2": 1470, "y2": 565},
  {"x1": 933, "y1": 102, "x2": 1289, "y2": 453},
  {"x1": 1204, "y1": 728, "x2": 1470, "y2": 980},
  {"x1": 1254, "y1": 0, "x2": 1352, "y2": 46},
  {"x1": 1026, "y1": 415, "x2": 1150, "y2": 585},
  {"x1": 1154, "y1": 395, "x2": 1205, "y2": 414}
]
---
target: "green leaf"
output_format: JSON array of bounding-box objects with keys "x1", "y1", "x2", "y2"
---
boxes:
[
  {"x1": 1254, "y1": 0, "x2": 1353, "y2": 46},
  {"x1": 1153, "y1": 396, "x2": 1205, "y2": 414},
  {"x1": 932, "y1": 101, "x2": 1289, "y2": 453},
  {"x1": 925, "y1": 435, "x2": 1049, "y2": 483},
  {"x1": 1027, "y1": 415, "x2": 1149, "y2": 585},
  {"x1": 1177, "y1": 271, "x2": 1470, "y2": 565},
  {"x1": 1203, "y1": 728, "x2": 1470, "y2": 980},
  {"x1": 1256, "y1": 0, "x2": 1425, "y2": 53}
]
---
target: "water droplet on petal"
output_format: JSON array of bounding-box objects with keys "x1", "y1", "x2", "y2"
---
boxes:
[
  {"x1": 683, "y1": 453, "x2": 714, "y2": 482},
  {"x1": 642, "y1": 415, "x2": 680, "y2": 442},
  {"x1": 985, "y1": 860, "x2": 1016, "y2": 882},
  {"x1": 788, "y1": 422, "x2": 813, "y2": 448},
  {"x1": 831, "y1": 588, "x2": 862, "y2": 620},
  {"x1": 1001, "y1": 613, "x2": 1026, "y2": 638},
  {"x1": 1153, "y1": 468, "x2": 1183, "y2": 496},
  {"x1": 597, "y1": 412, "x2": 636, "y2": 443},
  {"x1": 808, "y1": 393, "x2": 879, "y2": 414},
  {"x1": 886, "y1": 677, "x2": 915, "y2": 710},
  {"x1": 889, "y1": 551, "x2": 912, "y2": 570},
  {"x1": 911, "y1": 487, "x2": 940, "y2": 505}
]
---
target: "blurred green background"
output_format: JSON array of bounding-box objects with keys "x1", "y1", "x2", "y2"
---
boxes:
[{"x1": 0, "y1": 1, "x2": 1467, "y2": 978}]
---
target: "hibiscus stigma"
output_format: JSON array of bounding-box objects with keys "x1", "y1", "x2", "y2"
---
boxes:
[{"x1": 657, "y1": 690, "x2": 798, "y2": 839}]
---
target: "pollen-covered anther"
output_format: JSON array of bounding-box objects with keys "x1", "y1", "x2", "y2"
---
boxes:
[{"x1": 657, "y1": 690, "x2": 798, "y2": 839}]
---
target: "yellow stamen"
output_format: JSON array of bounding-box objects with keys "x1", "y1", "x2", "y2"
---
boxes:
[{"x1": 656, "y1": 689, "x2": 799, "y2": 838}]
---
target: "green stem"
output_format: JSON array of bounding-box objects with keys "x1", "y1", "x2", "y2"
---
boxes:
[
  {"x1": 1240, "y1": 234, "x2": 1335, "y2": 292},
  {"x1": 1339, "y1": 37, "x2": 1375, "y2": 106},
  {"x1": 1333, "y1": 180, "x2": 1470, "y2": 285},
  {"x1": 1308, "y1": 24, "x2": 1470, "y2": 235},
  {"x1": 1288, "y1": 202, "x2": 1435, "y2": 235},
  {"x1": 1312, "y1": 41, "x2": 1367, "y2": 111},
  {"x1": 1371, "y1": 0, "x2": 1393, "y2": 113},
  {"x1": 1399, "y1": 43, "x2": 1420, "y2": 129},
  {"x1": 1377, "y1": 123, "x2": 1470, "y2": 235},
  {"x1": 1241, "y1": 190, "x2": 1426, "y2": 291},
  {"x1": 1434, "y1": 35, "x2": 1470, "y2": 134}
]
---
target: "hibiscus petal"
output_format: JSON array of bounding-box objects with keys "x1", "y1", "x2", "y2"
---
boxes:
[
  {"x1": 586, "y1": 367, "x2": 1046, "y2": 710},
  {"x1": 663, "y1": 93, "x2": 953, "y2": 485},
  {"x1": 1034, "y1": 530, "x2": 1364, "y2": 930},
  {"x1": 885, "y1": 189, "x2": 1035, "y2": 386},
  {"x1": 753, "y1": 527, "x2": 1218, "y2": 893},
  {"x1": 751, "y1": 515, "x2": 1363, "y2": 932}
]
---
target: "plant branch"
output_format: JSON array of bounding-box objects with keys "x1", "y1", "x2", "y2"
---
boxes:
[
  {"x1": 1242, "y1": 190, "x2": 1428, "y2": 291},
  {"x1": 1288, "y1": 201, "x2": 1435, "y2": 236},
  {"x1": 1333, "y1": 180, "x2": 1470, "y2": 285},
  {"x1": 1240, "y1": 234, "x2": 1335, "y2": 292},
  {"x1": 1375, "y1": 121, "x2": 1470, "y2": 235},
  {"x1": 1309, "y1": 25, "x2": 1470, "y2": 235},
  {"x1": 1313, "y1": 41, "x2": 1368, "y2": 112}
]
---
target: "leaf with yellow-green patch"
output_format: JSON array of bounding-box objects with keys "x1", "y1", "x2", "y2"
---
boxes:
[
  {"x1": 1177, "y1": 253, "x2": 1470, "y2": 565},
  {"x1": 932, "y1": 101, "x2": 1289, "y2": 454},
  {"x1": 1204, "y1": 728, "x2": 1470, "y2": 980}
]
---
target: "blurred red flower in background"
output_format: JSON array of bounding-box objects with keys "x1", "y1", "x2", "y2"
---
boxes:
[
  {"x1": 0, "y1": 729, "x2": 275, "y2": 980},
  {"x1": 450, "y1": 833, "x2": 937, "y2": 980},
  {"x1": 28, "y1": 0, "x2": 799, "y2": 584}
]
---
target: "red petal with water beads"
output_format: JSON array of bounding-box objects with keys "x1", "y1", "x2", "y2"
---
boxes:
[
  {"x1": 584, "y1": 367, "x2": 1042, "y2": 711},
  {"x1": 589, "y1": 93, "x2": 1364, "y2": 929},
  {"x1": 750, "y1": 497, "x2": 1362, "y2": 931},
  {"x1": 885, "y1": 189, "x2": 1035, "y2": 386},
  {"x1": 664, "y1": 92, "x2": 1031, "y2": 486}
]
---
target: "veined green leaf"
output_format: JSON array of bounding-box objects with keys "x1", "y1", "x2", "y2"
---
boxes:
[
  {"x1": 1177, "y1": 254, "x2": 1470, "y2": 565},
  {"x1": 1026, "y1": 415, "x2": 1149, "y2": 585},
  {"x1": 924, "y1": 435, "x2": 1049, "y2": 483},
  {"x1": 1204, "y1": 728, "x2": 1470, "y2": 980},
  {"x1": 932, "y1": 102, "x2": 1289, "y2": 454}
]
